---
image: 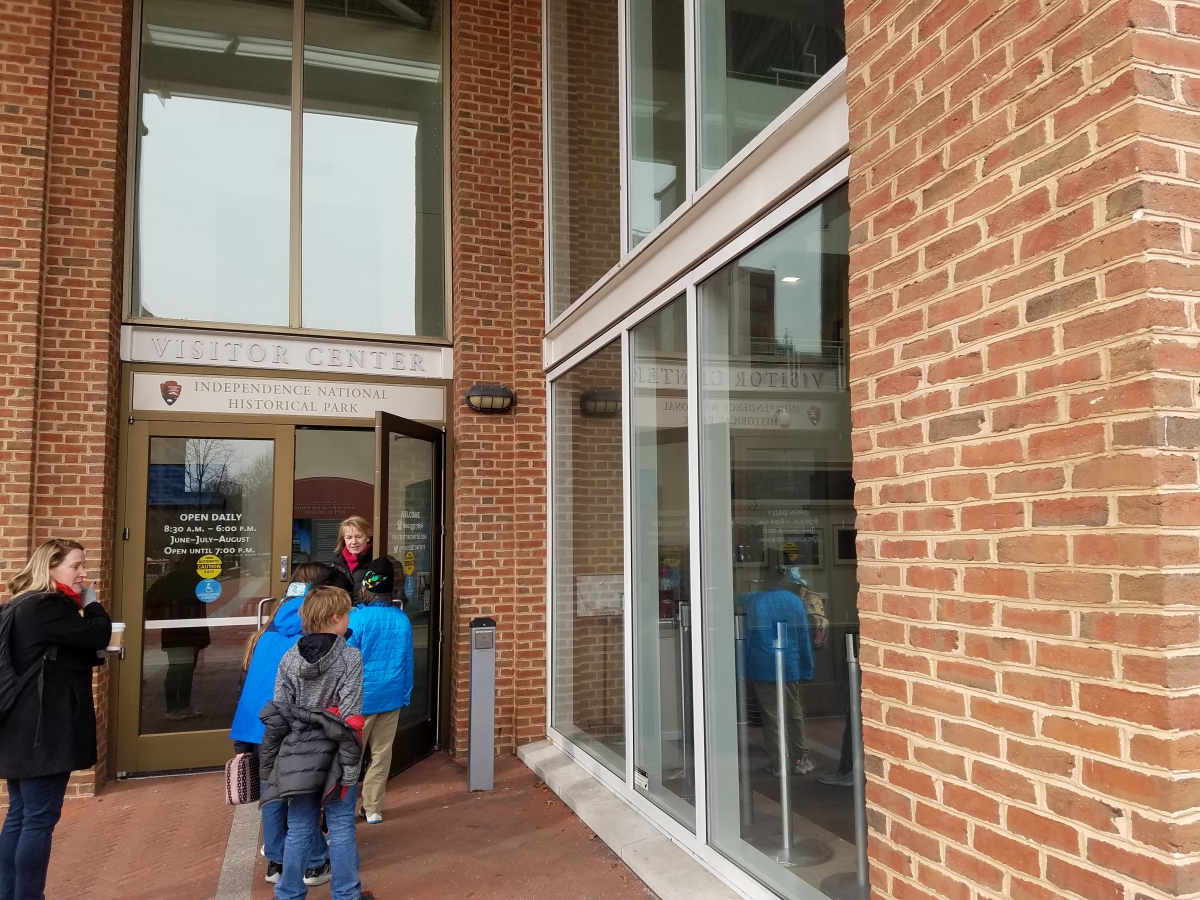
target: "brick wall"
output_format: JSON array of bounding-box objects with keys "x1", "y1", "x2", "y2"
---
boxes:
[
  {"x1": 0, "y1": 0, "x2": 127, "y2": 795},
  {"x1": 448, "y1": 0, "x2": 548, "y2": 757},
  {"x1": 545, "y1": 0, "x2": 621, "y2": 309},
  {"x1": 551, "y1": 342, "x2": 625, "y2": 743},
  {"x1": 845, "y1": 1, "x2": 1200, "y2": 898}
]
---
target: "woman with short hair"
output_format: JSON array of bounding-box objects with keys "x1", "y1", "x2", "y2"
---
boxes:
[
  {"x1": 329, "y1": 517, "x2": 373, "y2": 594},
  {"x1": 0, "y1": 539, "x2": 111, "y2": 900}
]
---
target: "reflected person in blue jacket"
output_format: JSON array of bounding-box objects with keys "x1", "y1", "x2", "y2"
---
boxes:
[
  {"x1": 347, "y1": 557, "x2": 414, "y2": 825},
  {"x1": 742, "y1": 565, "x2": 815, "y2": 778}
]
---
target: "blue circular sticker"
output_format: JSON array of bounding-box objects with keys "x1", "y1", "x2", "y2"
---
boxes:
[
  {"x1": 195, "y1": 578, "x2": 222, "y2": 603},
  {"x1": 404, "y1": 575, "x2": 416, "y2": 600}
]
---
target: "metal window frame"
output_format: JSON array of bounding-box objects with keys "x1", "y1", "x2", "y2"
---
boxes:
[
  {"x1": 545, "y1": 155, "x2": 851, "y2": 900},
  {"x1": 542, "y1": 0, "x2": 849, "y2": 334},
  {"x1": 121, "y1": 0, "x2": 452, "y2": 343}
]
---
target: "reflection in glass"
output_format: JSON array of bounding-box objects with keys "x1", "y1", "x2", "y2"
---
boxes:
[
  {"x1": 699, "y1": 187, "x2": 861, "y2": 897},
  {"x1": 292, "y1": 428, "x2": 375, "y2": 565},
  {"x1": 383, "y1": 434, "x2": 435, "y2": 728},
  {"x1": 142, "y1": 437, "x2": 274, "y2": 735},
  {"x1": 302, "y1": 0, "x2": 444, "y2": 335},
  {"x1": 551, "y1": 340, "x2": 626, "y2": 773},
  {"x1": 698, "y1": 0, "x2": 846, "y2": 184},
  {"x1": 628, "y1": 0, "x2": 686, "y2": 246},
  {"x1": 546, "y1": 0, "x2": 622, "y2": 317},
  {"x1": 134, "y1": 0, "x2": 292, "y2": 325},
  {"x1": 631, "y1": 298, "x2": 694, "y2": 827}
]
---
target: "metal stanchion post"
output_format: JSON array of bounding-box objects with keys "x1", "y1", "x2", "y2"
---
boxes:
[
  {"x1": 734, "y1": 613, "x2": 754, "y2": 830},
  {"x1": 821, "y1": 633, "x2": 871, "y2": 900},
  {"x1": 773, "y1": 621, "x2": 793, "y2": 865},
  {"x1": 770, "y1": 620, "x2": 831, "y2": 869},
  {"x1": 468, "y1": 617, "x2": 496, "y2": 792},
  {"x1": 678, "y1": 601, "x2": 694, "y2": 800}
]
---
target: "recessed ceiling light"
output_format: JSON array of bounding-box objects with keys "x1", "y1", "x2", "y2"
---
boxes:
[{"x1": 781, "y1": 276, "x2": 800, "y2": 283}]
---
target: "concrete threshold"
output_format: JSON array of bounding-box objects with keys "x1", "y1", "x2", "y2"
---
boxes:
[{"x1": 518, "y1": 741, "x2": 742, "y2": 900}]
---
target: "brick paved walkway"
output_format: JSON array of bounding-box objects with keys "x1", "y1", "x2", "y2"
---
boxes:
[{"x1": 40, "y1": 753, "x2": 651, "y2": 900}]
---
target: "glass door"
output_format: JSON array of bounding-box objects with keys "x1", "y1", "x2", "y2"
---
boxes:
[
  {"x1": 374, "y1": 411, "x2": 444, "y2": 773},
  {"x1": 116, "y1": 422, "x2": 294, "y2": 773}
]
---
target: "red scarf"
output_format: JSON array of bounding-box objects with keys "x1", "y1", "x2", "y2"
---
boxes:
[
  {"x1": 56, "y1": 581, "x2": 82, "y2": 610},
  {"x1": 342, "y1": 547, "x2": 361, "y2": 572}
]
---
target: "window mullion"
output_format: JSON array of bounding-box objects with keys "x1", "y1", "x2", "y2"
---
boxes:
[{"x1": 289, "y1": 0, "x2": 305, "y2": 329}]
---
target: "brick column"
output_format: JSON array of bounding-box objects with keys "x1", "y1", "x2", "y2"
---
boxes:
[
  {"x1": 846, "y1": 2, "x2": 1200, "y2": 898},
  {"x1": 0, "y1": 0, "x2": 55, "y2": 583},
  {"x1": 448, "y1": 0, "x2": 547, "y2": 757},
  {"x1": 1, "y1": 0, "x2": 129, "y2": 794}
]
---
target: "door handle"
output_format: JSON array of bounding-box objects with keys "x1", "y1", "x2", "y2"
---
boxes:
[
  {"x1": 279, "y1": 555, "x2": 289, "y2": 582},
  {"x1": 257, "y1": 597, "x2": 274, "y2": 628}
]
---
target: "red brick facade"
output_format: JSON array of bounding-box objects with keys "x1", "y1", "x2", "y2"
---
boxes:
[
  {"x1": 1, "y1": 0, "x2": 129, "y2": 795},
  {"x1": 447, "y1": 0, "x2": 549, "y2": 757},
  {"x1": 845, "y1": 1, "x2": 1200, "y2": 897}
]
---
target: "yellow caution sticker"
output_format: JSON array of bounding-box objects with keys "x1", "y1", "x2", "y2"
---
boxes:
[
  {"x1": 403, "y1": 550, "x2": 416, "y2": 576},
  {"x1": 196, "y1": 554, "x2": 222, "y2": 579},
  {"x1": 782, "y1": 541, "x2": 798, "y2": 562}
]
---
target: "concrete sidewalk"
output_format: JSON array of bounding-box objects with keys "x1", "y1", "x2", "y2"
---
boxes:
[{"x1": 42, "y1": 754, "x2": 651, "y2": 900}]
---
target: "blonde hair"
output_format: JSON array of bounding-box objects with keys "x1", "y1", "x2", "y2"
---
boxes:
[
  {"x1": 300, "y1": 585, "x2": 352, "y2": 634},
  {"x1": 334, "y1": 516, "x2": 372, "y2": 554},
  {"x1": 9, "y1": 539, "x2": 85, "y2": 598}
]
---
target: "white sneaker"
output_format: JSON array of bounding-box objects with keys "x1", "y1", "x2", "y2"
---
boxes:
[
  {"x1": 792, "y1": 754, "x2": 815, "y2": 776},
  {"x1": 366, "y1": 812, "x2": 383, "y2": 825}
]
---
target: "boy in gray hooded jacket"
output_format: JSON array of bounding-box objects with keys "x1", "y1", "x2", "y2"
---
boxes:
[{"x1": 264, "y1": 585, "x2": 372, "y2": 900}]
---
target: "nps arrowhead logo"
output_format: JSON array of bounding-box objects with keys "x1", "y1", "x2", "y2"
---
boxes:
[{"x1": 160, "y1": 380, "x2": 182, "y2": 406}]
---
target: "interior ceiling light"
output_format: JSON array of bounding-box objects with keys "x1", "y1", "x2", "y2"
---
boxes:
[
  {"x1": 781, "y1": 276, "x2": 800, "y2": 283},
  {"x1": 146, "y1": 24, "x2": 440, "y2": 81}
]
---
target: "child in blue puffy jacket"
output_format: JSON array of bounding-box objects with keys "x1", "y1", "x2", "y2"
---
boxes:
[
  {"x1": 231, "y1": 563, "x2": 333, "y2": 886},
  {"x1": 346, "y1": 557, "x2": 413, "y2": 824}
]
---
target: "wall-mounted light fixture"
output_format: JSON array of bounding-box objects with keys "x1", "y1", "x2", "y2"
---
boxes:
[
  {"x1": 464, "y1": 383, "x2": 515, "y2": 413},
  {"x1": 580, "y1": 387, "x2": 621, "y2": 416}
]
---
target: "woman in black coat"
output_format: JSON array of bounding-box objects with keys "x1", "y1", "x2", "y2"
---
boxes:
[{"x1": 0, "y1": 539, "x2": 111, "y2": 900}]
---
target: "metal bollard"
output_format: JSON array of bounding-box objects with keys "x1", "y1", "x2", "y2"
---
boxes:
[
  {"x1": 820, "y1": 633, "x2": 871, "y2": 900},
  {"x1": 468, "y1": 616, "x2": 496, "y2": 791}
]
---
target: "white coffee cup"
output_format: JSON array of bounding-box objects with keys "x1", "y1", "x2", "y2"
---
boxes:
[{"x1": 107, "y1": 622, "x2": 126, "y2": 653}]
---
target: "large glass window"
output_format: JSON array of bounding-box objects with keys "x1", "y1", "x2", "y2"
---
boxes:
[
  {"x1": 552, "y1": 340, "x2": 626, "y2": 773},
  {"x1": 627, "y1": 0, "x2": 686, "y2": 247},
  {"x1": 546, "y1": 0, "x2": 622, "y2": 318},
  {"x1": 132, "y1": 0, "x2": 445, "y2": 337},
  {"x1": 301, "y1": 0, "x2": 443, "y2": 335},
  {"x1": 698, "y1": 0, "x2": 846, "y2": 184},
  {"x1": 631, "y1": 298, "x2": 694, "y2": 827},
  {"x1": 134, "y1": 0, "x2": 293, "y2": 325},
  {"x1": 700, "y1": 186, "x2": 860, "y2": 897}
]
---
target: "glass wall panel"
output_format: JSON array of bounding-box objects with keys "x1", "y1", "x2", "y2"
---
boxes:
[
  {"x1": 134, "y1": 0, "x2": 293, "y2": 325},
  {"x1": 552, "y1": 340, "x2": 626, "y2": 772},
  {"x1": 627, "y1": 0, "x2": 686, "y2": 247},
  {"x1": 700, "y1": 186, "x2": 861, "y2": 897},
  {"x1": 301, "y1": 0, "x2": 444, "y2": 336},
  {"x1": 631, "y1": 298, "x2": 694, "y2": 827},
  {"x1": 698, "y1": 0, "x2": 846, "y2": 184},
  {"x1": 546, "y1": 0, "x2": 622, "y2": 318}
]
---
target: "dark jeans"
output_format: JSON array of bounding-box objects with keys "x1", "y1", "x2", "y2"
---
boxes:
[
  {"x1": 164, "y1": 646, "x2": 197, "y2": 711},
  {"x1": 0, "y1": 773, "x2": 70, "y2": 900}
]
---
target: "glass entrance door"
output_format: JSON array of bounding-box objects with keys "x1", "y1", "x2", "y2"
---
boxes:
[
  {"x1": 374, "y1": 411, "x2": 444, "y2": 773},
  {"x1": 116, "y1": 422, "x2": 294, "y2": 773}
]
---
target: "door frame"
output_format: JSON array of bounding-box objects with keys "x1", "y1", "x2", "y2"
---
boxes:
[
  {"x1": 114, "y1": 419, "x2": 295, "y2": 774},
  {"x1": 111, "y1": 363, "x2": 455, "y2": 776},
  {"x1": 374, "y1": 411, "x2": 446, "y2": 774}
]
